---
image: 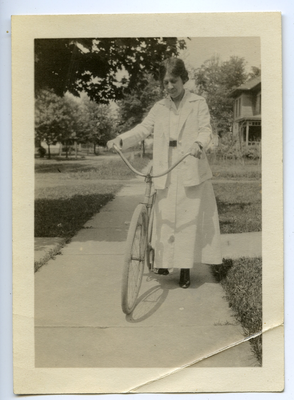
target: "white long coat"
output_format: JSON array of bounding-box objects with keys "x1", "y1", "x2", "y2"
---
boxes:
[
  {"x1": 116, "y1": 91, "x2": 222, "y2": 268},
  {"x1": 118, "y1": 91, "x2": 213, "y2": 189}
]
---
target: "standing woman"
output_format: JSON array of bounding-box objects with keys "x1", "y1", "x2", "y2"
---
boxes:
[{"x1": 107, "y1": 57, "x2": 222, "y2": 288}]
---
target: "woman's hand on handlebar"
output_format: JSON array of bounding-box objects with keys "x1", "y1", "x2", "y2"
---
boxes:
[
  {"x1": 107, "y1": 138, "x2": 122, "y2": 150},
  {"x1": 189, "y1": 142, "x2": 203, "y2": 159}
]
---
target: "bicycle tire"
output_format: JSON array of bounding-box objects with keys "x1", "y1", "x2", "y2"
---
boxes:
[{"x1": 121, "y1": 204, "x2": 147, "y2": 314}]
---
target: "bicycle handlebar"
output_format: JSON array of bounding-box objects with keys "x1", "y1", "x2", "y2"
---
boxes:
[{"x1": 112, "y1": 143, "x2": 192, "y2": 179}]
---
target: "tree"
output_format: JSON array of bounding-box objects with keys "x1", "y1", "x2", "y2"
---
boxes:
[
  {"x1": 35, "y1": 38, "x2": 186, "y2": 103},
  {"x1": 35, "y1": 89, "x2": 117, "y2": 157},
  {"x1": 76, "y1": 97, "x2": 117, "y2": 153},
  {"x1": 247, "y1": 66, "x2": 261, "y2": 80},
  {"x1": 61, "y1": 96, "x2": 81, "y2": 158},
  {"x1": 35, "y1": 90, "x2": 82, "y2": 158},
  {"x1": 35, "y1": 90, "x2": 68, "y2": 158},
  {"x1": 193, "y1": 55, "x2": 248, "y2": 136},
  {"x1": 117, "y1": 74, "x2": 162, "y2": 131}
]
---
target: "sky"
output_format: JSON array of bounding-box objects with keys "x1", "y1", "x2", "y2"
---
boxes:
[{"x1": 180, "y1": 37, "x2": 261, "y2": 72}]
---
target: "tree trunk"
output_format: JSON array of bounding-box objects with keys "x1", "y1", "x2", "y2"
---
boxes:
[
  {"x1": 47, "y1": 143, "x2": 51, "y2": 159},
  {"x1": 74, "y1": 140, "x2": 78, "y2": 159},
  {"x1": 142, "y1": 140, "x2": 145, "y2": 158}
]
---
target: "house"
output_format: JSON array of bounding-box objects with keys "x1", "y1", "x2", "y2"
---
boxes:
[
  {"x1": 230, "y1": 76, "x2": 261, "y2": 147},
  {"x1": 40, "y1": 141, "x2": 62, "y2": 155}
]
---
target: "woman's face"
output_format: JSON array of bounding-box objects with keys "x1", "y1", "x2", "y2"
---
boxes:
[{"x1": 163, "y1": 72, "x2": 184, "y2": 100}]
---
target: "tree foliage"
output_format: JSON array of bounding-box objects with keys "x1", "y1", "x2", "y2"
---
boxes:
[
  {"x1": 247, "y1": 66, "x2": 261, "y2": 80},
  {"x1": 35, "y1": 38, "x2": 186, "y2": 103},
  {"x1": 193, "y1": 55, "x2": 249, "y2": 135},
  {"x1": 35, "y1": 89, "x2": 77, "y2": 157},
  {"x1": 35, "y1": 90, "x2": 116, "y2": 157},
  {"x1": 117, "y1": 74, "x2": 162, "y2": 131},
  {"x1": 77, "y1": 97, "x2": 117, "y2": 148}
]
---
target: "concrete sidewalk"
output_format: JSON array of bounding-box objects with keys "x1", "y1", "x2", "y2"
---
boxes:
[{"x1": 35, "y1": 178, "x2": 261, "y2": 369}]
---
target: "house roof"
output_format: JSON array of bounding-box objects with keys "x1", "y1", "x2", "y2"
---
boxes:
[{"x1": 230, "y1": 76, "x2": 261, "y2": 97}]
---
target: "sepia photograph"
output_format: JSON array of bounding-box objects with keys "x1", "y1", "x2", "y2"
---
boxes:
[
  {"x1": 12, "y1": 13, "x2": 283, "y2": 393},
  {"x1": 34, "y1": 36, "x2": 262, "y2": 369}
]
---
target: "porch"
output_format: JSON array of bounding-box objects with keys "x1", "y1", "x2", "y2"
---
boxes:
[{"x1": 237, "y1": 118, "x2": 261, "y2": 147}]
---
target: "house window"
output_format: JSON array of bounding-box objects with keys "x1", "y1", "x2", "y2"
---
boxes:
[
  {"x1": 235, "y1": 97, "x2": 241, "y2": 118},
  {"x1": 256, "y1": 93, "x2": 261, "y2": 114}
]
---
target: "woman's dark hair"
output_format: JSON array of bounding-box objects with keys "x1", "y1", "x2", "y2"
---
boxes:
[{"x1": 159, "y1": 57, "x2": 189, "y2": 86}]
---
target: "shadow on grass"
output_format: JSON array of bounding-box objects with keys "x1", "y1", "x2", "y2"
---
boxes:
[{"x1": 35, "y1": 193, "x2": 114, "y2": 238}]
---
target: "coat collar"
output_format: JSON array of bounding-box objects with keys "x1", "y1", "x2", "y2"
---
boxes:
[
  {"x1": 157, "y1": 91, "x2": 204, "y2": 138},
  {"x1": 157, "y1": 90, "x2": 204, "y2": 108}
]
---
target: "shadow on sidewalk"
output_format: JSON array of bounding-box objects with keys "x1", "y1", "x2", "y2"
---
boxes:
[
  {"x1": 126, "y1": 284, "x2": 169, "y2": 323},
  {"x1": 125, "y1": 265, "x2": 215, "y2": 323}
]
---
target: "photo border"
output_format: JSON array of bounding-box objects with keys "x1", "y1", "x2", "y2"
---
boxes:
[{"x1": 12, "y1": 12, "x2": 283, "y2": 393}]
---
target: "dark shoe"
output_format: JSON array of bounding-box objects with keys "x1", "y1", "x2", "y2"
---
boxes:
[
  {"x1": 179, "y1": 269, "x2": 190, "y2": 288},
  {"x1": 157, "y1": 268, "x2": 169, "y2": 275}
]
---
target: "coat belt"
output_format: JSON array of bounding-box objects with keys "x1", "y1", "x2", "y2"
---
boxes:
[{"x1": 169, "y1": 140, "x2": 177, "y2": 147}]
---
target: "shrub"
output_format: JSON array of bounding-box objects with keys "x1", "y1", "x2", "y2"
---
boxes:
[
  {"x1": 242, "y1": 146, "x2": 260, "y2": 160},
  {"x1": 212, "y1": 132, "x2": 260, "y2": 161},
  {"x1": 211, "y1": 258, "x2": 233, "y2": 282},
  {"x1": 211, "y1": 257, "x2": 262, "y2": 364},
  {"x1": 38, "y1": 146, "x2": 46, "y2": 158}
]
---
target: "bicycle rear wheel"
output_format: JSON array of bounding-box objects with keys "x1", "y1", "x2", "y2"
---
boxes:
[{"x1": 121, "y1": 204, "x2": 147, "y2": 314}]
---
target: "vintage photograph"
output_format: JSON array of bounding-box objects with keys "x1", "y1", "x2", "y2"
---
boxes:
[
  {"x1": 12, "y1": 13, "x2": 283, "y2": 393},
  {"x1": 34, "y1": 36, "x2": 262, "y2": 369}
]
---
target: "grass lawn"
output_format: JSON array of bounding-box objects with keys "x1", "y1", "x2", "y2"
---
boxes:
[
  {"x1": 35, "y1": 154, "x2": 261, "y2": 239},
  {"x1": 208, "y1": 158, "x2": 262, "y2": 363},
  {"x1": 213, "y1": 181, "x2": 261, "y2": 233},
  {"x1": 209, "y1": 157, "x2": 261, "y2": 180},
  {"x1": 36, "y1": 155, "x2": 261, "y2": 237},
  {"x1": 211, "y1": 257, "x2": 262, "y2": 364},
  {"x1": 35, "y1": 152, "x2": 150, "y2": 179},
  {"x1": 35, "y1": 193, "x2": 115, "y2": 238},
  {"x1": 35, "y1": 154, "x2": 150, "y2": 238}
]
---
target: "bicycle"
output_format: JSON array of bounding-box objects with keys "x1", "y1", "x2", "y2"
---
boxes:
[{"x1": 112, "y1": 143, "x2": 192, "y2": 315}]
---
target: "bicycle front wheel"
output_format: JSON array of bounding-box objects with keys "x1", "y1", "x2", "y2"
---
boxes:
[{"x1": 121, "y1": 204, "x2": 147, "y2": 314}]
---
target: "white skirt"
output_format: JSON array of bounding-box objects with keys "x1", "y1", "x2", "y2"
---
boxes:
[{"x1": 152, "y1": 147, "x2": 222, "y2": 270}]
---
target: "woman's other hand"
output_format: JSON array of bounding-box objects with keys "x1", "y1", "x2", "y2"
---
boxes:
[
  {"x1": 106, "y1": 138, "x2": 122, "y2": 150},
  {"x1": 189, "y1": 142, "x2": 203, "y2": 159}
]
